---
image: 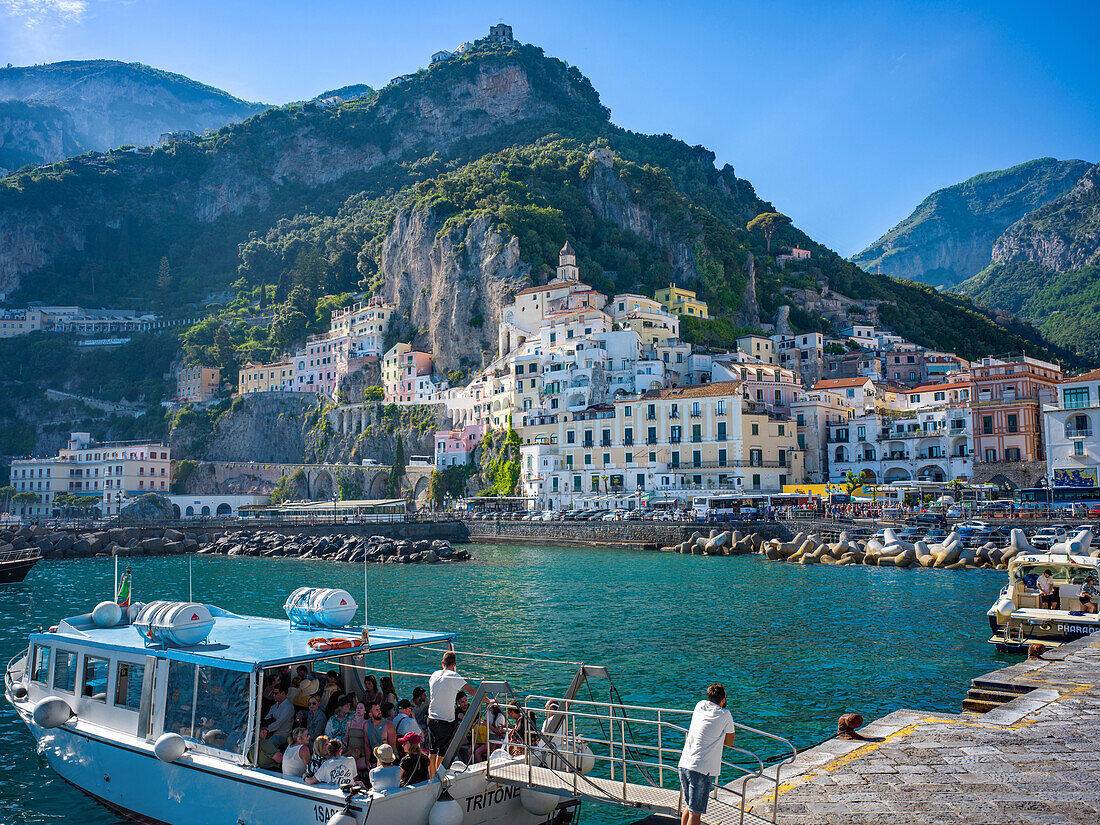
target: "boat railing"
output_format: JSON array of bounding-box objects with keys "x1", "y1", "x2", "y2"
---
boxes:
[
  {"x1": 483, "y1": 693, "x2": 795, "y2": 824},
  {"x1": 5, "y1": 648, "x2": 27, "y2": 694},
  {"x1": 0, "y1": 547, "x2": 40, "y2": 563}
]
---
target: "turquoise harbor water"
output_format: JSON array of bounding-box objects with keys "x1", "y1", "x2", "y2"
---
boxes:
[{"x1": 0, "y1": 543, "x2": 1013, "y2": 824}]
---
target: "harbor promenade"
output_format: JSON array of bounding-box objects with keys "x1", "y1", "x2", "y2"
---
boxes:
[{"x1": 743, "y1": 634, "x2": 1100, "y2": 824}]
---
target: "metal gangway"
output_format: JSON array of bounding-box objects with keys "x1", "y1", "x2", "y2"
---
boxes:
[{"x1": 468, "y1": 669, "x2": 797, "y2": 825}]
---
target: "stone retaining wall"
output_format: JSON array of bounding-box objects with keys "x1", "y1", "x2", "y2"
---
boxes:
[{"x1": 464, "y1": 520, "x2": 790, "y2": 549}]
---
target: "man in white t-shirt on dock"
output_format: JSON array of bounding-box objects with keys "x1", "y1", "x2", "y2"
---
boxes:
[
  {"x1": 677, "y1": 683, "x2": 736, "y2": 825},
  {"x1": 427, "y1": 651, "x2": 475, "y2": 774}
]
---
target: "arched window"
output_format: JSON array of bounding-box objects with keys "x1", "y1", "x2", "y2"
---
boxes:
[
  {"x1": 201, "y1": 505, "x2": 211, "y2": 516},
  {"x1": 185, "y1": 506, "x2": 194, "y2": 517},
  {"x1": 216, "y1": 503, "x2": 232, "y2": 517}
]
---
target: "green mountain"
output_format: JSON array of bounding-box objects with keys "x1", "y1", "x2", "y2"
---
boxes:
[
  {"x1": 957, "y1": 162, "x2": 1100, "y2": 358},
  {"x1": 0, "y1": 40, "x2": 1084, "y2": 383},
  {"x1": 0, "y1": 60, "x2": 268, "y2": 171},
  {"x1": 853, "y1": 158, "x2": 1092, "y2": 289}
]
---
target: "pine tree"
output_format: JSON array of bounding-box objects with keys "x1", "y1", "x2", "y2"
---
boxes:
[
  {"x1": 156, "y1": 256, "x2": 172, "y2": 291},
  {"x1": 258, "y1": 280, "x2": 268, "y2": 310}
]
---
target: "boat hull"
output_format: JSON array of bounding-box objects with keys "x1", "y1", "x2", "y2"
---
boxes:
[
  {"x1": 0, "y1": 556, "x2": 40, "y2": 584},
  {"x1": 20, "y1": 711, "x2": 563, "y2": 825}
]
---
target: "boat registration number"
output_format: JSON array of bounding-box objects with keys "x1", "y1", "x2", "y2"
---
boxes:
[{"x1": 313, "y1": 803, "x2": 341, "y2": 822}]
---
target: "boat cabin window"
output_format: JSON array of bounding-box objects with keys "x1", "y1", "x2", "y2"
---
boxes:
[
  {"x1": 53, "y1": 649, "x2": 77, "y2": 693},
  {"x1": 31, "y1": 645, "x2": 50, "y2": 684},
  {"x1": 164, "y1": 660, "x2": 251, "y2": 754},
  {"x1": 115, "y1": 661, "x2": 145, "y2": 710},
  {"x1": 1016, "y1": 565, "x2": 1099, "y2": 587},
  {"x1": 82, "y1": 655, "x2": 110, "y2": 701}
]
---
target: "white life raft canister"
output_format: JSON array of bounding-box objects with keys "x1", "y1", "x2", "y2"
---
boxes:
[
  {"x1": 133, "y1": 601, "x2": 215, "y2": 647},
  {"x1": 283, "y1": 587, "x2": 358, "y2": 629}
]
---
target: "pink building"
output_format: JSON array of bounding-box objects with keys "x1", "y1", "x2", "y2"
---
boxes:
[
  {"x1": 434, "y1": 423, "x2": 489, "y2": 468},
  {"x1": 293, "y1": 333, "x2": 343, "y2": 396},
  {"x1": 383, "y1": 344, "x2": 435, "y2": 403}
]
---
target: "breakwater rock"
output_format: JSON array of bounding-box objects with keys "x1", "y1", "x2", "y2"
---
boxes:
[
  {"x1": 198, "y1": 530, "x2": 471, "y2": 564},
  {"x1": 757, "y1": 526, "x2": 1091, "y2": 570},
  {"x1": 665, "y1": 525, "x2": 1097, "y2": 571},
  {"x1": 5, "y1": 524, "x2": 201, "y2": 559}
]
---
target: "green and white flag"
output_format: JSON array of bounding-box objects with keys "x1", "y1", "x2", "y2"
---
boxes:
[{"x1": 116, "y1": 567, "x2": 131, "y2": 607}]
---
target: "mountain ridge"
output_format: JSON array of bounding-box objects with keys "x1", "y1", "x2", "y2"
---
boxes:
[
  {"x1": 0, "y1": 59, "x2": 269, "y2": 171},
  {"x1": 852, "y1": 157, "x2": 1092, "y2": 289},
  {"x1": 0, "y1": 40, "x2": 1083, "y2": 375}
]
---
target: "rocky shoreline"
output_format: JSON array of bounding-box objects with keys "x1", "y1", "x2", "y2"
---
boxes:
[
  {"x1": 198, "y1": 530, "x2": 470, "y2": 564},
  {"x1": 3, "y1": 524, "x2": 470, "y2": 565}
]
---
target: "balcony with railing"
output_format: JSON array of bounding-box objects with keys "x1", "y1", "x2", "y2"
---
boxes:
[{"x1": 1065, "y1": 426, "x2": 1094, "y2": 439}]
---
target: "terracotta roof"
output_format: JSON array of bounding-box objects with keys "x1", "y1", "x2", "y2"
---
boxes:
[
  {"x1": 625, "y1": 380, "x2": 744, "y2": 401},
  {"x1": 1063, "y1": 368, "x2": 1100, "y2": 383},
  {"x1": 813, "y1": 377, "x2": 873, "y2": 389}
]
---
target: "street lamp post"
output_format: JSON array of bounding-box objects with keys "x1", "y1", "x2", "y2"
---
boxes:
[
  {"x1": 332, "y1": 493, "x2": 339, "y2": 527},
  {"x1": 115, "y1": 492, "x2": 122, "y2": 527}
]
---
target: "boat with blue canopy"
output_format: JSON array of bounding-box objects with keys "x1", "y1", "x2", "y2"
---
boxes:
[{"x1": 3, "y1": 584, "x2": 580, "y2": 825}]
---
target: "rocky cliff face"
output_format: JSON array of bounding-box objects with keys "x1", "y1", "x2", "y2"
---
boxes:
[
  {"x1": 853, "y1": 157, "x2": 1092, "y2": 288},
  {"x1": 583, "y1": 148, "x2": 701, "y2": 281},
  {"x1": 0, "y1": 61, "x2": 267, "y2": 153},
  {"x1": 990, "y1": 162, "x2": 1100, "y2": 273},
  {"x1": 0, "y1": 101, "x2": 83, "y2": 175}
]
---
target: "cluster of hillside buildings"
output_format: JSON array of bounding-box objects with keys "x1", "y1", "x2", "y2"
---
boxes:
[
  {"x1": 167, "y1": 240, "x2": 1100, "y2": 512},
  {"x1": 0, "y1": 305, "x2": 172, "y2": 338}
]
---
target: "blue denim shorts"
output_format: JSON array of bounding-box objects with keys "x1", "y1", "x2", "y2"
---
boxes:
[{"x1": 679, "y1": 767, "x2": 713, "y2": 814}]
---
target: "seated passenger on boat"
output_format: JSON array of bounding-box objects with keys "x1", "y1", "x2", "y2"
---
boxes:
[
  {"x1": 282, "y1": 727, "x2": 310, "y2": 777},
  {"x1": 398, "y1": 732, "x2": 429, "y2": 785},
  {"x1": 1081, "y1": 576, "x2": 1099, "y2": 614},
  {"x1": 369, "y1": 743, "x2": 401, "y2": 791},
  {"x1": 1038, "y1": 570, "x2": 1060, "y2": 609},
  {"x1": 305, "y1": 738, "x2": 362, "y2": 788}
]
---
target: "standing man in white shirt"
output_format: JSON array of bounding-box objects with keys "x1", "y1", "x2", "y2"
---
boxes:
[
  {"x1": 427, "y1": 651, "x2": 475, "y2": 775},
  {"x1": 677, "y1": 683, "x2": 736, "y2": 825}
]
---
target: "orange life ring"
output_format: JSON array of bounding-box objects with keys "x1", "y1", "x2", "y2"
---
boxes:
[{"x1": 308, "y1": 637, "x2": 362, "y2": 652}]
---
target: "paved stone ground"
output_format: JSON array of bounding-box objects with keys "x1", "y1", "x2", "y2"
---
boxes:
[{"x1": 741, "y1": 634, "x2": 1100, "y2": 824}]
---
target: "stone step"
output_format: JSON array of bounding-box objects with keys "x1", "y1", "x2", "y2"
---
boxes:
[
  {"x1": 967, "y1": 687, "x2": 1027, "y2": 704},
  {"x1": 970, "y1": 678, "x2": 1035, "y2": 696},
  {"x1": 963, "y1": 698, "x2": 1003, "y2": 714}
]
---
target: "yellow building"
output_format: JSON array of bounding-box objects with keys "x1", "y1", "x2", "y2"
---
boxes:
[
  {"x1": 8, "y1": 432, "x2": 171, "y2": 518},
  {"x1": 516, "y1": 380, "x2": 802, "y2": 509},
  {"x1": 176, "y1": 365, "x2": 221, "y2": 403},
  {"x1": 237, "y1": 360, "x2": 292, "y2": 394},
  {"x1": 655, "y1": 284, "x2": 709, "y2": 319}
]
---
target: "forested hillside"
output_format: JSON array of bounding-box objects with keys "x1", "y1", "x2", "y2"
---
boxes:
[
  {"x1": 0, "y1": 41, "x2": 1085, "y2": 391},
  {"x1": 958, "y1": 163, "x2": 1100, "y2": 358}
]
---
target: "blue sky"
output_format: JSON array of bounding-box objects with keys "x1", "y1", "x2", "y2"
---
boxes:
[{"x1": 2, "y1": 0, "x2": 1098, "y2": 255}]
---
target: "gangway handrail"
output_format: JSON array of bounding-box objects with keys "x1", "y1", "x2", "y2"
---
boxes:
[
  {"x1": 482, "y1": 692, "x2": 796, "y2": 824},
  {"x1": 5, "y1": 648, "x2": 28, "y2": 693}
]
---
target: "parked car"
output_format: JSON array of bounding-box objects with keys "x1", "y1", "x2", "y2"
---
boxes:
[
  {"x1": 1088, "y1": 505, "x2": 1100, "y2": 519},
  {"x1": 896, "y1": 527, "x2": 924, "y2": 543},
  {"x1": 907, "y1": 512, "x2": 946, "y2": 527},
  {"x1": 1031, "y1": 525, "x2": 1070, "y2": 550}
]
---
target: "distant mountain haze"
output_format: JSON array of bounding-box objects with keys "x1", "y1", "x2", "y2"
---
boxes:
[
  {"x1": 0, "y1": 60, "x2": 269, "y2": 172},
  {"x1": 852, "y1": 158, "x2": 1092, "y2": 289}
]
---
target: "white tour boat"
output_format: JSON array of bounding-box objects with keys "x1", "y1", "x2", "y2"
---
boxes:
[
  {"x1": 3, "y1": 585, "x2": 582, "y2": 825},
  {"x1": 6, "y1": 581, "x2": 796, "y2": 825},
  {"x1": 987, "y1": 552, "x2": 1100, "y2": 651}
]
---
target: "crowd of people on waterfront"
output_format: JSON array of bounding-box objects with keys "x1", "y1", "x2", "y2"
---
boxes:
[{"x1": 251, "y1": 652, "x2": 549, "y2": 790}]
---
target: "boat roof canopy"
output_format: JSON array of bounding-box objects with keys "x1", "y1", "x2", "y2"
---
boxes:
[{"x1": 33, "y1": 607, "x2": 456, "y2": 673}]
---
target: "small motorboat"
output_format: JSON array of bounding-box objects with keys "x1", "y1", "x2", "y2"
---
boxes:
[
  {"x1": 988, "y1": 552, "x2": 1100, "y2": 651},
  {"x1": 0, "y1": 547, "x2": 41, "y2": 584}
]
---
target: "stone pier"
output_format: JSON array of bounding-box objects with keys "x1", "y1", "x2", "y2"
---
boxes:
[{"x1": 743, "y1": 634, "x2": 1100, "y2": 824}]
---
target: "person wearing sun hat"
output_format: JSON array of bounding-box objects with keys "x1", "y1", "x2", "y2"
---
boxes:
[
  {"x1": 398, "y1": 732, "x2": 429, "y2": 786},
  {"x1": 369, "y1": 743, "x2": 401, "y2": 791},
  {"x1": 290, "y1": 665, "x2": 320, "y2": 710}
]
